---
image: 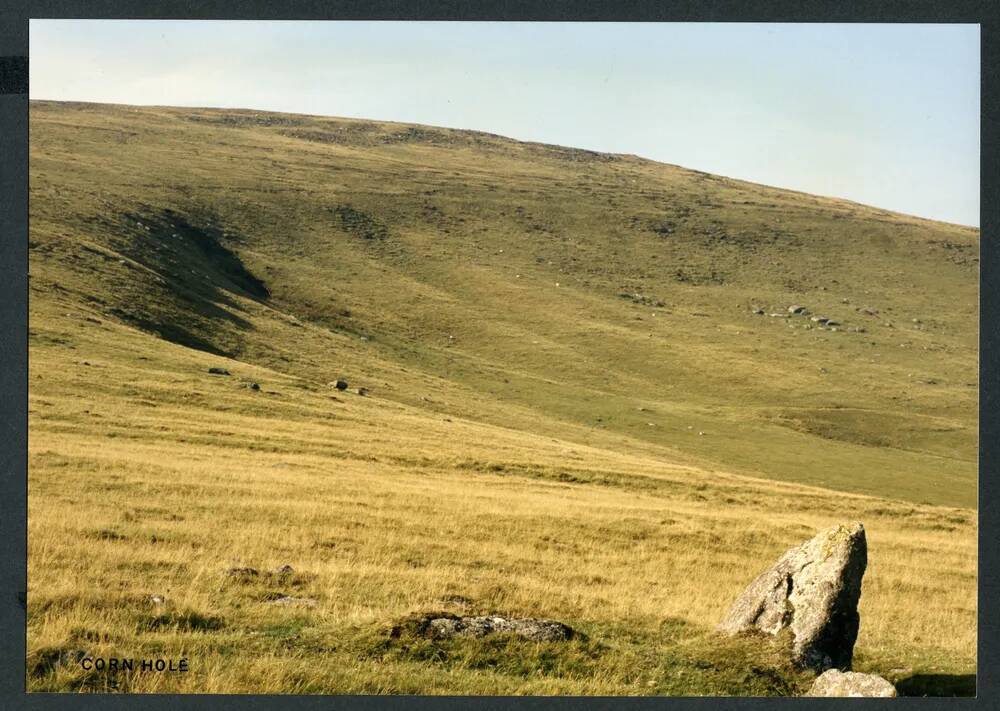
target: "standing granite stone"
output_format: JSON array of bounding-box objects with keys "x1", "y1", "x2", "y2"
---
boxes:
[
  {"x1": 807, "y1": 670, "x2": 897, "y2": 697},
  {"x1": 717, "y1": 522, "x2": 867, "y2": 672}
]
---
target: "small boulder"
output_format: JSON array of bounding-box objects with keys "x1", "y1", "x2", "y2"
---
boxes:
[
  {"x1": 788, "y1": 305, "x2": 808, "y2": 314},
  {"x1": 393, "y1": 613, "x2": 575, "y2": 642},
  {"x1": 332, "y1": 379, "x2": 349, "y2": 391},
  {"x1": 717, "y1": 522, "x2": 867, "y2": 672},
  {"x1": 356, "y1": 387, "x2": 369, "y2": 396},
  {"x1": 246, "y1": 382, "x2": 260, "y2": 391},
  {"x1": 807, "y1": 670, "x2": 897, "y2": 697},
  {"x1": 208, "y1": 367, "x2": 231, "y2": 376}
]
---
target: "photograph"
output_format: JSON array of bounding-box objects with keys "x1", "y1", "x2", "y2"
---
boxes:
[{"x1": 24, "y1": 20, "x2": 979, "y2": 696}]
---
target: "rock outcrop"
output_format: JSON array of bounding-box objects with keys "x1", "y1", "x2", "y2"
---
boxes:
[
  {"x1": 717, "y1": 522, "x2": 867, "y2": 671},
  {"x1": 392, "y1": 613, "x2": 575, "y2": 642},
  {"x1": 807, "y1": 670, "x2": 897, "y2": 697}
]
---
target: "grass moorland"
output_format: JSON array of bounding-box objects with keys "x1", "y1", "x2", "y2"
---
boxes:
[{"x1": 27, "y1": 100, "x2": 978, "y2": 695}]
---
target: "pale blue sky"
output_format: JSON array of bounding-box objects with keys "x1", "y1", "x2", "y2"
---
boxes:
[{"x1": 30, "y1": 21, "x2": 980, "y2": 226}]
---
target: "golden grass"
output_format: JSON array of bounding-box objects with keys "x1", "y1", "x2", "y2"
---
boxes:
[
  {"x1": 27, "y1": 308, "x2": 976, "y2": 694},
  {"x1": 26, "y1": 101, "x2": 978, "y2": 694}
]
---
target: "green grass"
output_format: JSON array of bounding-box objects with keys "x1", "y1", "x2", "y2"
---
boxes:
[
  {"x1": 27, "y1": 100, "x2": 978, "y2": 694},
  {"x1": 29, "y1": 100, "x2": 977, "y2": 507}
]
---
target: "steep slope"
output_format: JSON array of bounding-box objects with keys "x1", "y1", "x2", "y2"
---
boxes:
[{"x1": 29, "y1": 100, "x2": 978, "y2": 506}]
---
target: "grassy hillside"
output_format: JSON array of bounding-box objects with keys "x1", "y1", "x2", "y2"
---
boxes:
[{"x1": 27, "y1": 101, "x2": 978, "y2": 695}]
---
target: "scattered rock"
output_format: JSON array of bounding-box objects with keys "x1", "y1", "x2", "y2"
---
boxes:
[
  {"x1": 148, "y1": 594, "x2": 166, "y2": 605},
  {"x1": 769, "y1": 313, "x2": 789, "y2": 318},
  {"x1": 788, "y1": 305, "x2": 808, "y2": 314},
  {"x1": 356, "y1": 387, "x2": 369, "y2": 396},
  {"x1": 807, "y1": 670, "x2": 897, "y2": 697},
  {"x1": 392, "y1": 612, "x2": 576, "y2": 642},
  {"x1": 825, "y1": 321, "x2": 841, "y2": 328},
  {"x1": 274, "y1": 564, "x2": 294, "y2": 575},
  {"x1": 810, "y1": 316, "x2": 828, "y2": 324},
  {"x1": 333, "y1": 379, "x2": 349, "y2": 391},
  {"x1": 246, "y1": 382, "x2": 260, "y2": 391},
  {"x1": 717, "y1": 522, "x2": 867, "y2": 672},
  {"x1": 751, "y1": 307, "x2": 765, "y2": 315},
  {"x1": 208, "y1": 367, "x2": 231, "y2": 376},
  {"x1": 859, "y1": 307, "x2": 879, "y2": 316}
]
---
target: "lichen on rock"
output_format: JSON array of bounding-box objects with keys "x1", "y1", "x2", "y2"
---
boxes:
[
  {"x1": 717, "y1": 522, "x2": 867, "y2": 671},
  {"x1": 807, "y1": 669, "x2": 897, "y2": 697}
]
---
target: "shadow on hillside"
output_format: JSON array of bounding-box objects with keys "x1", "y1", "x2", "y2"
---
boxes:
[
  {"x1": 103, "y1": 209, "x2": 271, "y2": 356},
  {"x1": 895, "y1": 673, "x2": 975, "y2": 697}
]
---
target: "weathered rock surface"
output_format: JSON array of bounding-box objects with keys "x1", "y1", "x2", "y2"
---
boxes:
[
  {"x1": 807, "y1": 670, "x2": 897, "y2": 697},
  {"x1": 717, "y1": 522, "x2": 867, "y2": 671},
  {"x1": 392, "y1": 612, "x2": 575, "y2": 642}
]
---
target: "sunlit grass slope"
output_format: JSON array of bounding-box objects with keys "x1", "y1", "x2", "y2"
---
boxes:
[{"x1": 28, "y1": 101, "x2": 978, "y2": 694}]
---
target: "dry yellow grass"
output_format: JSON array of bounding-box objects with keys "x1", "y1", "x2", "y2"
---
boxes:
[
  {"x1": 27, "y1": 304, "x2": 976, "y2": 694},
  {"x1": 27, "y1": 101, "x2": 977, "y2": 695}
]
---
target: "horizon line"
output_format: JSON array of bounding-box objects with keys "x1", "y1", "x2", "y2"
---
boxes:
[{"x1": 29, "y1": 97, "x2": 981, "y2": 231}]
